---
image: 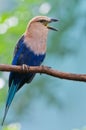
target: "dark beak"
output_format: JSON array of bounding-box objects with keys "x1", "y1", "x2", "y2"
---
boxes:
[
  {"x1": 47, "y1": 18, "x2": 59, "y2": 31},
  {"x1": 50, "y1": 18, "x2": 59, "y2": 22}
]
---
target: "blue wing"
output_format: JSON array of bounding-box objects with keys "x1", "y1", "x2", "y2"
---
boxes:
[
  {"x1": 9, "y1": 35, "x2": 45, "y2": 89},
  {"x1": 2, "y1": 35, "x2": 45, "y2": 125}
]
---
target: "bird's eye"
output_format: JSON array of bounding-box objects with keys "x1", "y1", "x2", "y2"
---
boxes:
[
  {"x1": 37, "y1": 19, "x2": 48, "y2": 26},
  {"x1": 38, "y1": 20, "x2": 46, "y2": 23}
]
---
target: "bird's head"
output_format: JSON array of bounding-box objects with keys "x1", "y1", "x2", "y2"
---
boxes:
[
  {"x1": 24, "y1": 16, "x2": 58, "y2": 54},
  {"x1": 26, "y1": 16, "x2": 58, "y2": 36},
  {"x1": 29, "y1": 16, "x2": 58, "y2": 31}
]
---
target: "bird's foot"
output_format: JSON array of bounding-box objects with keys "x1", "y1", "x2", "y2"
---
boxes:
[
  {"x1": 22, "y1": 64, "x2": 29, "y2": 73},
  {"x1": 40, "y1": 65, "x2": 52, "y2": 75},
  {"x1": 46, "y1": 66, "x2": 52, "y2": 69},
  {"x1": 41, "y1": 65, "x2": 52, "y2": 69}
]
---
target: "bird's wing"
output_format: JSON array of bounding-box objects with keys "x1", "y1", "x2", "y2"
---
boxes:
[
  {"x1": 12, "y1": 35, "x2": 25, "y2": 65},
  {"x1": 9, "y1": 34, "x2": 45, "y2": 88},
  {"x1": 14, "y1": 35, "x2": 24, "y2": 56}
]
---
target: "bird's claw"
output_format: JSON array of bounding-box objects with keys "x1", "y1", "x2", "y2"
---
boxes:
[
  {"x1": 46, "y1": 66, "x2": 52, "y2": 69},
  {"x1": 22, "y1": 64, "x2": 29, "y2": 73},
  {"x1": 41, "y1": 65, "x2": 52, "y2": 69},
  {"x1": 40, "y1": 65, "x2": 52, "y2": 75}
]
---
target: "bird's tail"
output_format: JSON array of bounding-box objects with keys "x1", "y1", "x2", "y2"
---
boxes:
[{"x1": 1, "y1": 81, "x2": 19, "y2": 126}]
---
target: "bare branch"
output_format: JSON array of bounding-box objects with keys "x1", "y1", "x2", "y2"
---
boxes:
[{"x1": 0, "y1": 64, "x2": 86, "y2": 82}]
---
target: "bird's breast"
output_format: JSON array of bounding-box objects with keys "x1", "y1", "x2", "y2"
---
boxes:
[{"x1": 24, "y1": 31, "x2": 47, "y2": 55}]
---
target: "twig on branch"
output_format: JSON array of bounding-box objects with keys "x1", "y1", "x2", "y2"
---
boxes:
[{"x1": 0, "y1": 64, "x2": 86, "y2": 82}]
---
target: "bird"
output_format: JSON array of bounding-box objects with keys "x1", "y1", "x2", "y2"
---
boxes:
[{"x1": 2, "y1": 16, "x2": 58, "y2": 125}]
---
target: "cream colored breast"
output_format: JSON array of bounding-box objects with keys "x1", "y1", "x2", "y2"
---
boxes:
[{"x1": 24, "y1": 22, "x2": 48, "y2": 55}]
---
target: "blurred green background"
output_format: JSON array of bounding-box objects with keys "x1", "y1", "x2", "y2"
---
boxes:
[{"x1": 0, "y1": 0, "x2": 86, "y2": 130}]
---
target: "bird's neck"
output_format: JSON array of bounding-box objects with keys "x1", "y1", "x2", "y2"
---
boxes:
[{"x1": 24, "y1": 23, "x2": 48, "y2": 55}]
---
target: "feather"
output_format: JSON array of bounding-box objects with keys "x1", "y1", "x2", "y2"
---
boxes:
[{"x1": 2, "y1": 81, "x2": 19, "y2": 125}]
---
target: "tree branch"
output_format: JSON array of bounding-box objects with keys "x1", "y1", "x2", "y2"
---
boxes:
[{"x1": 0, "y1": 64, "x2": 86, "y2": 82}]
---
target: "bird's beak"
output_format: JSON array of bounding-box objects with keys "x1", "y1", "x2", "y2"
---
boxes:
[{"x1": 47, "y1": 18, "x2": 59, "y2": 31}]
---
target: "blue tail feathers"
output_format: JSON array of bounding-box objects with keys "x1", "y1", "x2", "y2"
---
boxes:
[{"x1": 2, "y1": 81, "x2": 19, "y2": 125}]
